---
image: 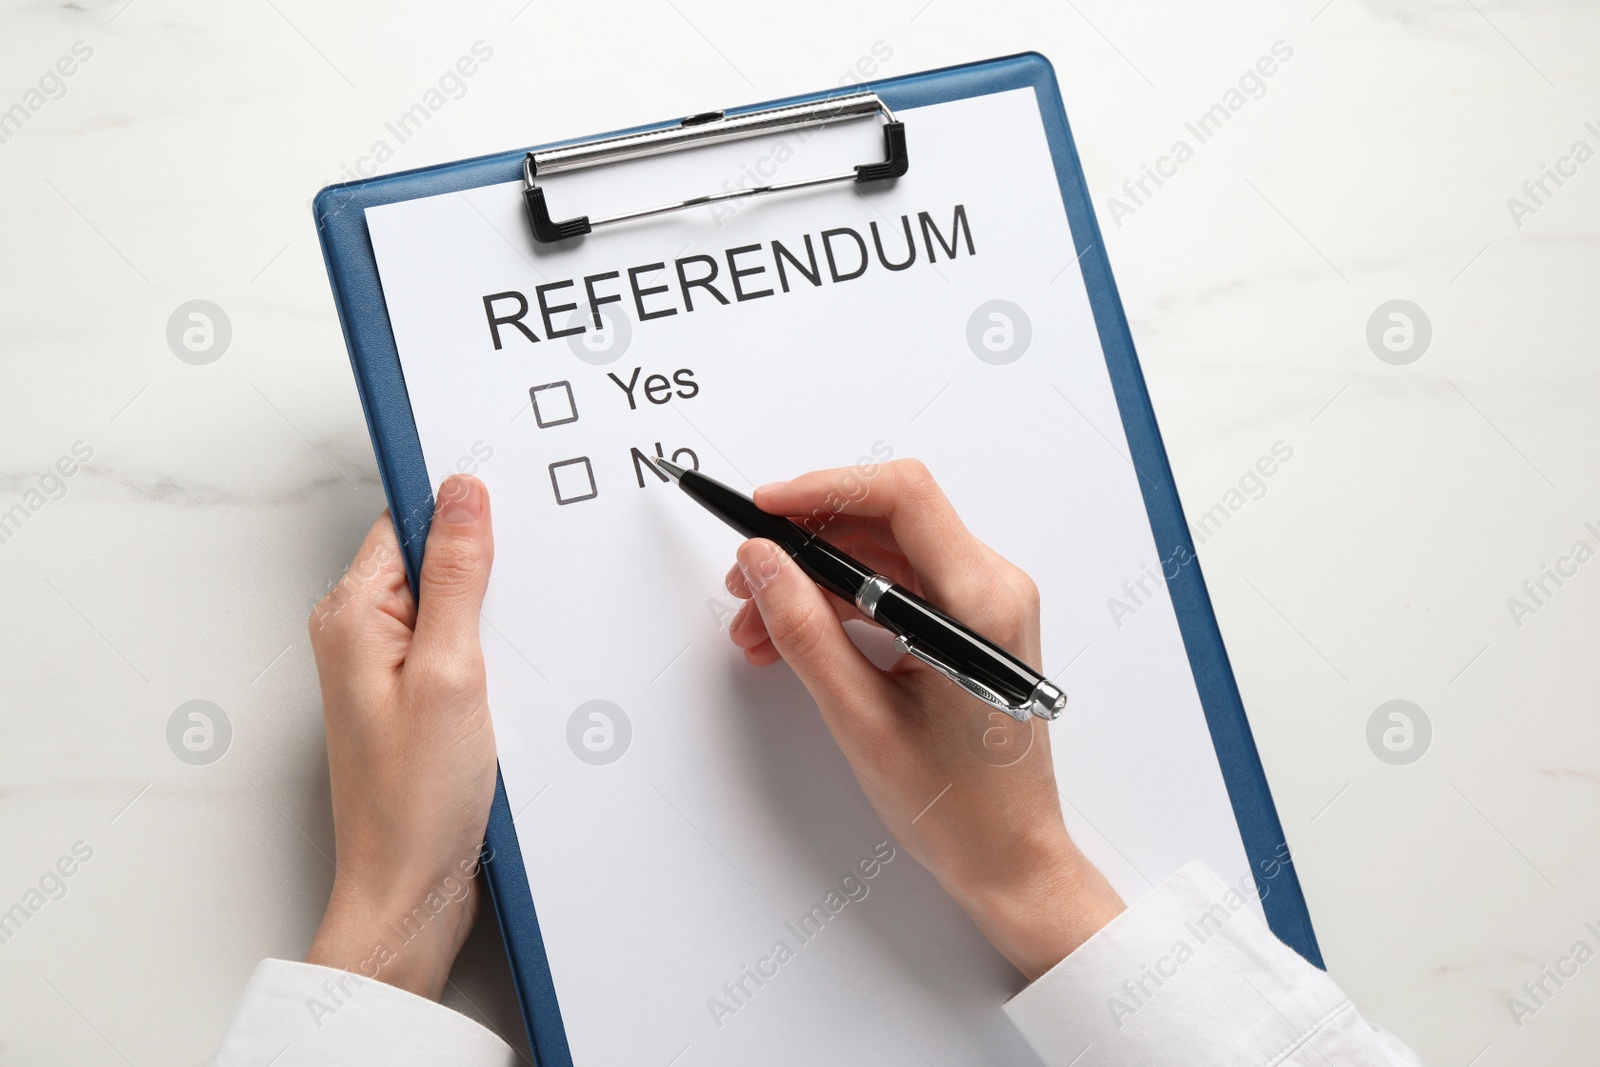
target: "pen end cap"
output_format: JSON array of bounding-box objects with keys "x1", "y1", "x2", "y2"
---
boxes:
[{"x1": 1031, "y1": 681, "x2": 1067, "y2": 720}]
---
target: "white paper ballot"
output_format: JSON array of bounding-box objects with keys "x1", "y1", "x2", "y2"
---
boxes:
[{"x1": 365, "y1": 87, "x2": 1256, "y2": 1065}]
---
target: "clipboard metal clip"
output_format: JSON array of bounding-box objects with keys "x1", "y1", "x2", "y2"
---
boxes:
[{"x1": 523, "y1": 91, "x2": 908, "y2": 244}]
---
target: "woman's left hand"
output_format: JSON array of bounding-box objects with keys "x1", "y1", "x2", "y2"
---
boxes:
[{"x1": 303, "y1": 475, "x2": 498, "y2": 1001}]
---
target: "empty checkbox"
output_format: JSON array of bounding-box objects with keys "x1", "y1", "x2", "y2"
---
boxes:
[
  {"x1": 530, "y1": 381, "x2": 579, "y2": 428},
  {"x1": 549, "y1": 456, "x2": 598, "y2": 505}
]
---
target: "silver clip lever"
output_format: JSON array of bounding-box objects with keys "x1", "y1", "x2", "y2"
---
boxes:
[
  {"x1": 854, "y1": 573, "x2": 1066, "y2": 722},
  {"x1": 893, "y1": 635, "x2": 1065, "y2": 723}
]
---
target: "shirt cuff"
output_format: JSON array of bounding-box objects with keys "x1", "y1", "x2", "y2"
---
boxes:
[
  {"x1": 1002, "y1": 861, "x2": 1354, "y2": 1066},
  {"x1": 211, "y1": 959, "x2": 518, "y2": 1067}
]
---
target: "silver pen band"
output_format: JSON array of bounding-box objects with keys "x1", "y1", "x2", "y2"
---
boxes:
[{"x1": 854, "y1": 574, "x2": 895, "y2": 619}]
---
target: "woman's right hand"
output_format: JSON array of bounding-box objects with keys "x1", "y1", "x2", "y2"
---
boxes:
[{"x1": 724, "y1": 459, "x2": 1125, "y2": 980}]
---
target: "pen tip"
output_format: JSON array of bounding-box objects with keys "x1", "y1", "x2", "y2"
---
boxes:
[{"x1": 656, "y1": 458, "x2": 685, "y2": 483}]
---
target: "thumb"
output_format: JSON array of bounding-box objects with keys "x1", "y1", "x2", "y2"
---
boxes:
[
  {"x1": 737, "y1": 539, "x2": 892, "y2": 729},
  {"x1": 412, "y1": 475, "x2": 494, "y2": 667}
]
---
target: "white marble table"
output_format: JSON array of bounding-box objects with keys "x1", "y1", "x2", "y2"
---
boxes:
[{"x1": 2, "y1": 1, "x2": 1596, "y2": 1063}]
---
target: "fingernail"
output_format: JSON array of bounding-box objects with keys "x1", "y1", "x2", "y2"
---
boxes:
[
  {"x1": 755, "y1": 480, "x2": 788, "y2": 497},
  {"x1": 438, "y1": 476, "x2": 483, "y2": 526}
]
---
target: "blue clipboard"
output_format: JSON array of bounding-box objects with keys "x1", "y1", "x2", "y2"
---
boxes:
[{"x1": 313, "y1": 52, "x2": 1323, "y2": 1065}]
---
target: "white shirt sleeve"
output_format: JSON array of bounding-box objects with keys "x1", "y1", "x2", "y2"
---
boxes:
[
  {"x1": 1003, "y1": 862, "x2": 1423, "y2": 1066},
  {"x1": 210, "y1": 959, "x2": 517, "y2": 1067}
]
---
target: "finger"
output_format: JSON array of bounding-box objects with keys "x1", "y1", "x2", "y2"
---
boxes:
[
  {"x1": 411, "y1": 475, "x2": 495, "y2": 671},
  {"x1": 743, "y1": 637, "x2": 783, "y2": 666},
  {"x1": 725, "y1": 561, "x2": 752, "y2": 599},
  {"x1": 787, "y1": 512, "x2": 906, "y2": 560},
  {"x1": 964, "y1": 538, "x2": 1044, "y2": 664},
  {"x1": 728, "y1": 599, "x2": 766, "y2": 649},
  {"x1": 308, "y1": 511, "x2": 413, "y2": 655},
  {"x1": 736, "y1": 539, "x2": 895, "y2": 723},
  {"x1": 755, "y1": 460, "x2": 1009, "y2": 625},
  {"x1": 975, "y1": 538, "x2": 1042, "y2": 612},
  {"x1": 729, "y1": 576, "x2": 868, "y2": 651}
]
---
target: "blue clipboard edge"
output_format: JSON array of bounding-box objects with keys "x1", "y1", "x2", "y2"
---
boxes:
[{"x1": 312, "y1": 51, "x2": 1324, "y2": 1063}]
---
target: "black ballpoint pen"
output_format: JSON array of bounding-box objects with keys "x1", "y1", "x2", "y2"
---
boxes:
[{"x1": 655, "y1": 460, "x2": 1066, "y2": 722}]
